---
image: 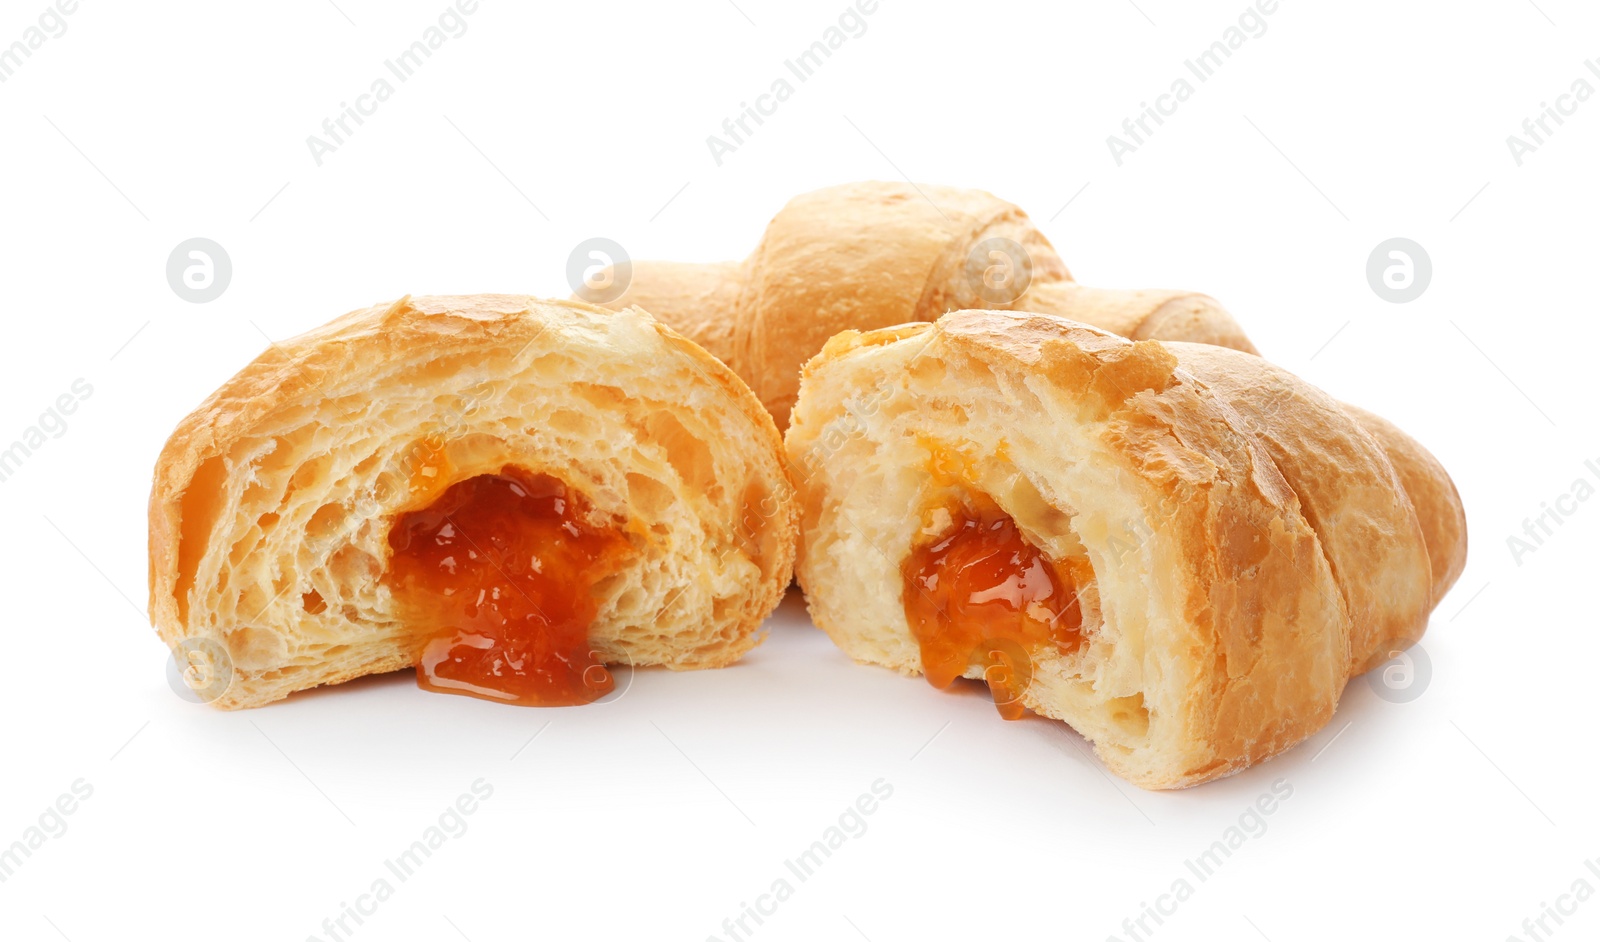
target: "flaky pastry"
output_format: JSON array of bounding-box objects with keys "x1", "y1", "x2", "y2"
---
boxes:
[
  {"x1": 149, "y1": 295, "x2": 796, "y2": 709},
  {"x1": 588, "y1": 180, "x2": 1258, "y2": 429},
  {"x1": 784, "y1": 310, "x2": 1466, "y2": 788}
]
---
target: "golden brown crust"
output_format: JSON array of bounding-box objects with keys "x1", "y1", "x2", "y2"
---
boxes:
[
  {"x1": 581, "y1": 260, "x2": 746, "y2": 366},
  {"x1": 591, "y1": 181, "x2": 1257, "y2": 429},
  {"x1": 784, "y1": 309, "x2": 1465, "y2": 788},
  {"x1": 1020, "y1": 282, "x2": 1260, "y2": 354},
  {"x1": 149, "y1": 294, "x2": 797, "y2": 709},
  {"x1": 1167, "y1": 343, "x2": 1438, "y2": 675}
]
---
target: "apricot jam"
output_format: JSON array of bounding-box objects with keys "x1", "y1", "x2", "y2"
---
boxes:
[
  {"x1": 385, "y1": 467, "x2": 633, "y2": 706},
  {"x1": 902, "y1": 496, "x2": 1086, "y2": 720}
]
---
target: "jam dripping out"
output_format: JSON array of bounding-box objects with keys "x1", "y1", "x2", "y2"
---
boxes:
[
  {"x1": 902, "y1": 496, "x2": 1086, "y2": 719},
  {"x1": 386, "y1": 468, "x2": 633, "y2": 706}
]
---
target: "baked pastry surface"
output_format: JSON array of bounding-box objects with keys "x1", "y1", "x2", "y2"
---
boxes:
[
  {"x1": 589, "y1": 180, "x2": 1259, "y2": 429},
  {"x1": 784, "y1": 309, "x2": 1465, "y2": 788},
  {"x1": 149, "y1": 295, "x2": 796, "y2": 709}
]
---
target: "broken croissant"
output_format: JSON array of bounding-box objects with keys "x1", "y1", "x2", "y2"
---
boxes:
[
  {"x1": 784, "y1": 310, "x2": 1466, "y2": 788},
  {"x1": 148, "y1": 295, "x2": 797, "y2": 709},
  {"x1": 586, "y1": 180, "x2": 1258, "y2": 429}
]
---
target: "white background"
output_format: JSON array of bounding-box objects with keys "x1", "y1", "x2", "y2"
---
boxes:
[{"x1": 0, "y1": 0, "x2": 1595, "y2": 939}]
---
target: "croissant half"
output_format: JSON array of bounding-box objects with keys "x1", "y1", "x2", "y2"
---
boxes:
[
  {"x1": 149, "y1": 295, "x2": 797, "y2": 709},
  {"x1": 589, "y1": 180, "x2": 1259, "y2": 429},
  {"x1": 784, "y1": 310, "x2": 1466, "y2": 788}
]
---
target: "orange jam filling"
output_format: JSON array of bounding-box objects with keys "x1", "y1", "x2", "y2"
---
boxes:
[
  {"x1": 902, "y1": 496, "x2": 1086, "y2": 720},
  {"x1": 385, "y1": 467, "x2": 633, "y2": 706}
]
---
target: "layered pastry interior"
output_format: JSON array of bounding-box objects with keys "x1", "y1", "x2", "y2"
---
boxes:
[
  {"x1": 148, "y1": 297, "x2": 796, "y2": 710},
  {"x1": 892, "y1": 457, "x2": 1153, "y2": 749},
  {"x1": 784, "y1": 310, "x2": 1459, "y2": 788},
  {"x1": 787, "y1": 345, "x2": 1163, "y2": 763}
]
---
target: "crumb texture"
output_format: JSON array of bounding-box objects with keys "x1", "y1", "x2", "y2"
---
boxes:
[
  {"x1": 784, "y1": 309, "x2": 1465, "y2": 788},
  {"x1": 148, "y1": 295, "x2": 797, "y2": 709}
]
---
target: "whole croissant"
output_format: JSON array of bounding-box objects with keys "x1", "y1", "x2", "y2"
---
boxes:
[{"x1": 585, "y1": 180, "x2": 1258, "y2": 429}]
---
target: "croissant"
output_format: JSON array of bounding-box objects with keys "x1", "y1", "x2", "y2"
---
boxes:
[
  {"x1": 148, "y1": 295, "x2": 797, "y2": 709},
  {"x1": 783, "y1": 309, "x2": 1466, "y2": 788},
  {"x1": 587, "y1": 180, "x2": 1258, "y2": 429}
]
